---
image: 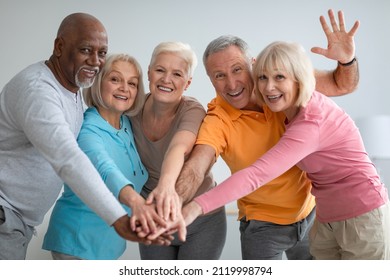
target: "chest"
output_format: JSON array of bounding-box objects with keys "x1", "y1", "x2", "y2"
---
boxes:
[
  {"x1": 223, "y1": 114, "x2": 286, "y2": 172},
  {"x1": 142, "y1": 115, "x2": 176, "y2": 142}
]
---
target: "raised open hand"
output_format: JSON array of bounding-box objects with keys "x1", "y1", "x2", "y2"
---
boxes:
[{"x1": 311, "y1": 9, "x2": 360, "y2": 63}]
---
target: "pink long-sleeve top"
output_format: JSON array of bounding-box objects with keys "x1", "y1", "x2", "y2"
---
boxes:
[{"x1": 195, "y1": 91, "x2": 388, "y2": 223}]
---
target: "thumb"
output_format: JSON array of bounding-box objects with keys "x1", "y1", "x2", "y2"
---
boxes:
[
  {"x1": 311, "y1": 47, "x2": 327, "y2": 56},
  {"x1": 146, "y1": 193, "x2": 155, "y2": 205},
  {"x1": 177, "y1": 220, "x2": 187, "y2": 242}
]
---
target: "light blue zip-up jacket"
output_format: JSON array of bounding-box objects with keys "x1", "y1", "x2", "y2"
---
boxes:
[{"x1": 42, "y1": 107, "x2": 148, "y2": 259}]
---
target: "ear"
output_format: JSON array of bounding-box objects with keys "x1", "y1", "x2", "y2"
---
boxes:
[
  {"x1": 251, "y1": 57, "x2": 256, "y2": 66},
  {"x1": 184, "y1": 77, "x2": 192, "y2": 91},
  {"x1": 53, "y1": 37, "x2": 64, "y2": 57}
]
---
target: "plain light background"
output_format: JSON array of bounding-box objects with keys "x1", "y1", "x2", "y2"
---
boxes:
[{"x1": 0, "y1": 0, "x2": 389, "y2": 260}]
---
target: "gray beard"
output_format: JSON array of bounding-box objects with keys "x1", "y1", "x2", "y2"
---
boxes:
[
  {"x1": 75, "y1": 75, "x2": 94, "y2": 89},
  {"x1": 75, "y1": 67, "x2": 98, "y2": 89}
]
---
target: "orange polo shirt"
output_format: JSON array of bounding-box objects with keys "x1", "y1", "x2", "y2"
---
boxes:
[{"x1": 196, "y1": 95, "x2": 315, "y2": 225}]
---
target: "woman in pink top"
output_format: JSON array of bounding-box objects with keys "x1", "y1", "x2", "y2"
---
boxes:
[{"x1": 182, "y1": 41, "x2": 390, "y2": 260}]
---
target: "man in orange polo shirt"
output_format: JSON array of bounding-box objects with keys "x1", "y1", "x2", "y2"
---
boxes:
[{"x1": 175, "y1": 10, "x2": 360, "y2": 259}]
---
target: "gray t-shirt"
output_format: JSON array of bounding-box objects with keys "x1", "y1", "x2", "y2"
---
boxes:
[{"x1": 0, "y1": 61, "x2": 125, "y2": 226}]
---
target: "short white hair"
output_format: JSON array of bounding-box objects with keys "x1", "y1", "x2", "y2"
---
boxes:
[{"x1": 149, "y1": 41, "x2": 198, "y2": 77}]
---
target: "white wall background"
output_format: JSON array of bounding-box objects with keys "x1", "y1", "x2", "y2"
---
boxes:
[{"x1": 1, "y1": 0, "x2": 389, "y2": 260}]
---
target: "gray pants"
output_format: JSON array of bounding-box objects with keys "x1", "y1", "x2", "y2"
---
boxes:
[
  {"x1": 0, "y1": 205, "x2": 35, "y2": 260},
  {"x1": 240, "y1": 208, "x2": 315, "y2": 260},
  {"x1": 139, "y1": 207, "x2": 227, "y2": 259}
]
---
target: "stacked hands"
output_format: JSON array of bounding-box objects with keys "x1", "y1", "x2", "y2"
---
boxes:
[
  {"x1": 116, "y1": 184, "x2": 201, "y2": 245},
  {"x1": 130, "y1": 188, "x2": 187, "y2": 245},
  {"x1": 114, "y1": 8, "x2": 360, "y2": 246}
]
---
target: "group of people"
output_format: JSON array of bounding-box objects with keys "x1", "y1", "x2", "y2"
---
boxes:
[{"x1": 0, "y1": 9, "x2": 388, "y2": 260}]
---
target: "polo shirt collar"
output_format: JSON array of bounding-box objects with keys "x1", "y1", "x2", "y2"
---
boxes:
[{"x1": 213, "y1": 94, "x2": 274, "y2": 121}]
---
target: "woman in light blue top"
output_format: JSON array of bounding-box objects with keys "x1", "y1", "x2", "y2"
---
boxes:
[{"x1": 43, "y1": 54, "x2": 166, "y2": 260}]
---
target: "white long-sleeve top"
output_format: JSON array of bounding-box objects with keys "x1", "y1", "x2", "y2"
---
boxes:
[{"x1": 0, "y1": 61, "x2": 126, "y2": 226}]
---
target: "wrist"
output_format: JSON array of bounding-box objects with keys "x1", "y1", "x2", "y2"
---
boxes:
[
  {"x1": 119, "y1": 185, "x2": 140, "y2": 207},
  {"x1": 177, "y1": 195, "x2": 184, "y2": 207},
  {"x1": 112, "y1": 214, "x2": 128, "y2": 228},
  {"x1": 338, "y1": 57, "x2": 356, "y2": 67},
  {"x1": 192, "y1": 201, "x2": 203, "y2": 216}
]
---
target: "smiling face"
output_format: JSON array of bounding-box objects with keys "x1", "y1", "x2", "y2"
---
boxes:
[
  {"x1": 148, "y1": 52, "x2": 191, "y2": 104},
  {"x1": 253, "y1": 41, "x2": 316, "y2": 120},
  {"x1": 205, "y1": 45, "x2": 255, "y2": 110},
  {"x1": 98, "y1": 60, "x2": 139, "y2": 121},
  {"x1": 256, "y1": 68, "x2": 300, "y2": 121},
  {"x1": 55, "y1": 15, "x2": 108, "y2": 92}
]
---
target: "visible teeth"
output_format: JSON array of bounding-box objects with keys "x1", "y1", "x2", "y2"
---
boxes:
[
  {"x1": 82, "y1": 69, "x2": 97, "y2": 74},
  {"x1": 114, "y1": 95, "x2": 127, "y2": 100},
  {"x1": 81, "y1": 69, "x2": 97, "y2": 78},
  {"x1": 268, "y1": 95, "x2": 282, "y2": 100},
  {"x1": 158, "y1": 86, "x2": 173, "y2": 92},
  {"x1": 228, "y1": 89, "x2": 242, "y2": 96}
]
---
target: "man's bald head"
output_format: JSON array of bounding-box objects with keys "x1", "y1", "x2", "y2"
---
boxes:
[{"x1": 57, "y1": 13, "x2": 106, "y2": 38}]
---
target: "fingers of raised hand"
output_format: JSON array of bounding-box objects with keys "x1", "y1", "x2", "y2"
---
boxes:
[
  {"x1": 336, "y1": 10, "x2": 346, "y2": 32},
  {"x1": 327, "y1": 9, "x2": 340, "y2": 32}
]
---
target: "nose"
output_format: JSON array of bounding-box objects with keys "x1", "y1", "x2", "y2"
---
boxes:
[
  {"x1": 87, "y1": 52, "x2": 101, "y2": 67},
  {"x1": 265, "y1": 79, "x2": 275, "y2": 92},
  {"x1": 161, "y1": 72, "x2": 170, "y2": 83},
  {"x1": 120, "y1": 81, "x2": 130, "y2": 92},
  {"x1": 226, "y1": 74, "x2": 236, "y2": 90}
]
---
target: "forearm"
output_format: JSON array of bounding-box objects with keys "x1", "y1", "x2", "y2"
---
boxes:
[
  {"x1": 176, "y1": 144, "x2": 216, "y2": 204},
  {"x1": 158, "y1": 146, "x2": 186, "y2": 191},
  {"x1": 333, "y1": 58, "x2": 359, "y2": 94},
  {"x1": 176, "y1": 163, "x2": 205, "y2": 204},
  {"x1": 315, "y1": 58, "x2": 359, "y2": 96}
]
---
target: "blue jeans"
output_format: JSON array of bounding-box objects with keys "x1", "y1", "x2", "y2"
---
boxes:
[
  {"x1": 139, "y1": 207, "x2": 227, "y2": 259},
  {"x1": 240, "y1": 208, "x2": 315, "y2": 260}
]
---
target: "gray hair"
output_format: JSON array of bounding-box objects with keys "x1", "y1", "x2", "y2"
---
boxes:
[
  {"x1": 149, "y1": 41, "x2": 198, "y2": 77},
  {"x1": 83, "y1": 53, "x2": 145, "y2": 116},
  {"x1": 203, "y1": 35, "x2": 252, "y2": 67}
]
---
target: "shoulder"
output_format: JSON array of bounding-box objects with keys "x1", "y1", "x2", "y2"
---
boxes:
[
  {"x1": 290, "y1": 92, "x2": 332, "y2": 131},
  {"x1": 80, "y1": 108, "x2": 107, "y2": 135},
  {"x1": 83, "y1": 107, "x2": 100, "y2": 122},
  {"x1": 302, "y1": 91, "x2": 340, "y2": 118},
  {"x1": 20, "y1": 61, "x2": 56, "y2": 86},
  {"x1": 6, "y1": 62, "x2": 58, "y2": 96},
  {"x1": 178, "y1": 96, "x2": 206, "y2": 119},
  {"x1": 181, "y1": 95, "x2": 205, "y2": 111}
]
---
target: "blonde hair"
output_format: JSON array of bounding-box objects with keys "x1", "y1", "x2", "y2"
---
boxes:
[
  {"x1": 83, "y1": 53, "x2": 145, "y2": 116},
  {"x1": 253, "y1": 41, "x2": 315, "y2": 107},
  {"x1": 149, "y1": 41, "x2": 198, "y2": 77}
]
